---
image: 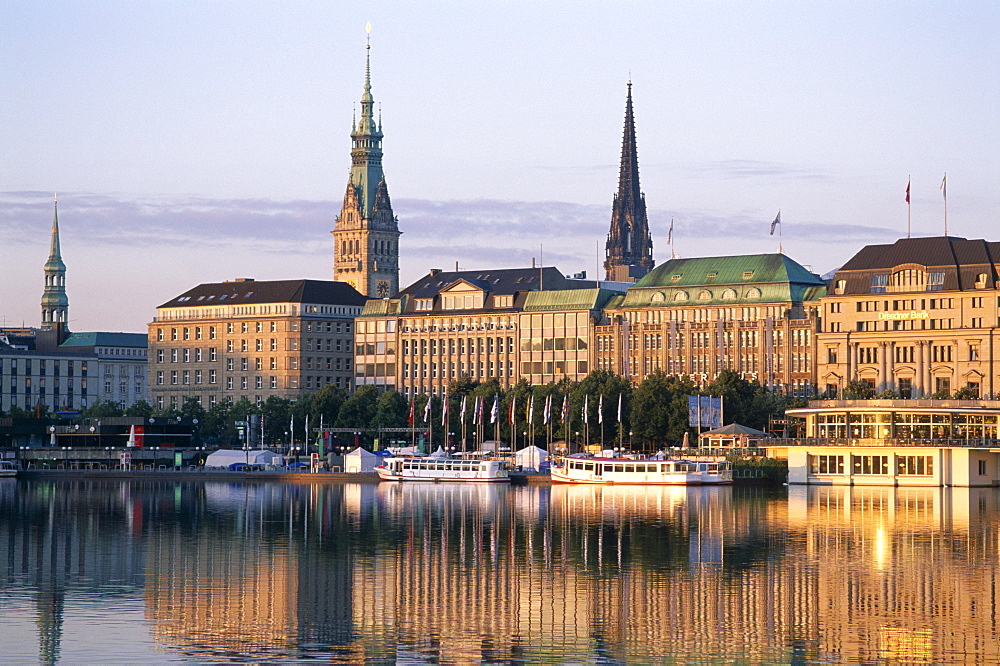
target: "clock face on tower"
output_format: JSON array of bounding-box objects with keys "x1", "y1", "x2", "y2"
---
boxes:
[{"x1": 376, "y1": 280, "x2": 391, "y2": 298}]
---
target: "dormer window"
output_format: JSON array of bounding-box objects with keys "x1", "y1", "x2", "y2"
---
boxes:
[
  {"x1": 670, "y1": 274, "x2": 682, "y2": 282},
  {"x1": 706, "y1": 272, "x2": 718, "y2": 280},
  {"x1": 742, "y1": 271, "x2": 754, "y2": 280}
]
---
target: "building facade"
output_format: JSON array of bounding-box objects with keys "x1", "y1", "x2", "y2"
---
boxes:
[
  {"x1": 595, "y1": 254, "x2": 825, "y2": 394},
  {"x1": 59, "y1": 332, "x2": 148, "y2": 408},
  {"x1": 148, "y1": 279, "x2": 366, "y2": 410},
  {"x1": 604, "y1": 82, "x2": 654, "y2": 283},
  {"x1": 0, "y1": 345, "x2": 97, "y2": 413},
  {"x1": 816, "y1": 236, "x2": 1000, "y2": 399},
  {"x1": 332, "y1": 38, "x2": 400, "y2": 299},
  {"x1": 354, "y1": 267, "x2": 621, "y2": 395}
]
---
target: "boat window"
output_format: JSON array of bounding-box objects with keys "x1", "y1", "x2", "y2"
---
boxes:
[
  {"x1": 614, "y1": 465, "x2": 624, "y2": 473},
  {"x1": 584, "y1": 463, "x2": 594, "y2": 471},
  {"x1": 635, "y1": 465, "x2": 646, "y2": 473},
  {"x1": 624, "y1": 465, "x2": 635, "y2": 473}
]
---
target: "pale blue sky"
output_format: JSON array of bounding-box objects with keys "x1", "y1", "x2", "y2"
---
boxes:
[{"x1": 2, "y1": 2, "x2": 998, "y2": 331}]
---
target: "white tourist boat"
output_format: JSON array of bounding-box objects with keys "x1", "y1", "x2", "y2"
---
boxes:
[
  {"x1": 0, "y1": 460, "x2": 18, "y2": 477},
  {"x1": 376, "y1": 456, "x2": 511, "y2": 483},
  {"x1": 550, "y1": 456, "x2": 732, "y2": 485}
]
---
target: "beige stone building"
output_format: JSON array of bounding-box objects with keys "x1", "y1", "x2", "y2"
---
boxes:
[
  {"x1": 354, "y1": 267, "x2": 623, "y2": 396},
  {"x1": 816, "y1": 236, "x2": 1000, "y2": 398},
  {"x1": 148, "y1": 279, "x2": 366, "y2": 410},
  {"x1": 595, "y1": 253, "x2": 825, "y2": 394}
]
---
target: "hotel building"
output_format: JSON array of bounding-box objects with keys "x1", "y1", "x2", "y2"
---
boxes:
[
  {"x1": 354, "y1": 267, "x2": 623, "y2": 395},
  {"x1": 595, "y1": 253, "x2": 826, "y2": 394},
  {"x1": 148, "y1": 279, "x2": 366, "y2": 410},
  {"x1": 816, "y1": 236, "x2": 1000, "y2": 398}
]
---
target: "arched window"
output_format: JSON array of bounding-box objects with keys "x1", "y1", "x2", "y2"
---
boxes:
[
  {"x1": 746, "y1": 288, "x2": 761, "y2": 298},
  {"x1": 673, "y1": 291, "x2": 689, "y2": 302},
  {"x1": 651, "y1": 291, "x2": 666, "y2": 302},
  {"x1": 698, "y1": 290, "x2": 712, "y2": 301},
  {"x1": 722, "y1": 288, "x2": 737, "y2": 300}
]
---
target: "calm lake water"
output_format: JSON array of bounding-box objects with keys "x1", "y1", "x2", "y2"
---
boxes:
[{"x1": 1, "y1": 478, "x2": 998, "y2": 664}]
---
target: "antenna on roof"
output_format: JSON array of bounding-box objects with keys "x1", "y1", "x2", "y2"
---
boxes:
[{"x1": 540, "y1": 243, "x2": 544, "y2": 290}]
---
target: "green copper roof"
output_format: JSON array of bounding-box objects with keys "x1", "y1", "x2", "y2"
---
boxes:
[
  {"x1": 522, "y1": 288, "x2": 621, "y2": 312},
  {"x1": 360, "y1": 298, "x2": 401, "y2": 317},
  {"x1": 621, "y1": 253, "x2": 826, "y2": 307},
  {"x1": 60, "y1": 332, "x2": 147, "y2": 348}
]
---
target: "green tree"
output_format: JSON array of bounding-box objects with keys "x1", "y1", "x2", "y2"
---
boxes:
[
  {"x1": 372, "y1": 390, "x2": 407, "y2": 431},
  {"x1": 259, "y1": 396, "x2": 293, "y2": 445},
  {"x1": 843, "y1": 380, "x2": 875, "y2": 399},
  {"x1": 953, "y1": 385, "x2": 979, "y2": 400},
  {"x1": 631, "y1": 373, "x2": 697, "y2": 447},
  {"x1": 124, "y1": 400, "x2": 153, "y2": 418},
  {"x1": 82, "y1": 400, "x2": 124, "y2": 418},
  {"x1": 335, "y1": 385, "x2": 379, "y2": 430},
  {"x1": 706, "y1": 369, "x2": 759, "y2": 427}
]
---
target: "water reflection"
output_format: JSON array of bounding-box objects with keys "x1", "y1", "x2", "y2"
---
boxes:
[{"x1": 0, "y1": 479, "x2": 998, "y2": 662}]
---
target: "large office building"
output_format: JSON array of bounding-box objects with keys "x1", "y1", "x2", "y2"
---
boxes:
[
  {"x1": 148, "y1": 279, "x2": 367, "y2": 410},
  {"x1": 354, "y1": 267, "x2": 622, "y2": 395},
  {"x1": 332, "y1": 37, "x2": 400, "y2": 299},
  {"x1": 59, "y1": 332, "x2": 148, "y2": 408},
  {"x1": 816, "y1": 236, "x2": 1000, "y2": 398},
  {"x1": 595, "y1": 253, "x2": 826, "y2": 394}
]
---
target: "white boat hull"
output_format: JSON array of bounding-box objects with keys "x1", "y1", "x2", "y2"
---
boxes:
[
  {"x1": 550, "y1": 457, "x2": 732, "y2": 486},
  {"x1": 376, "y1": 457, "x2": 510, "y2": 483}
]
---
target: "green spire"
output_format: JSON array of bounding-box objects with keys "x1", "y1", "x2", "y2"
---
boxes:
[
  {"x1": 41, "y1": 194, "x2": 69, "y2": 328},
  {"x1": 349, "y1": 30, "x2": 385, "y2": 219}
]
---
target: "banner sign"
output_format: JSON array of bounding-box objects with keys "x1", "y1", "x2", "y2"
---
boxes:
[{"x1": 688, "y1": 396, "x2": 722, "y2": 428}]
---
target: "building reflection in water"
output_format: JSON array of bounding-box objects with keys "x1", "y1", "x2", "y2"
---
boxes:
[{"x1": 1, "y1": 479, "x2": 998, "y2": 662}]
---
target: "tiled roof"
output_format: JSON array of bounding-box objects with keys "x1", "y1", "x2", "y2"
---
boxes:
[
  {"x1": 398, "y1": 267, "x2": 578, "y2": 299},
  {"x1": 158, "y1": 279, "x2": 367, "y2": 309},
  {"x1": 839, "y1": 236, "x2": 1000, "y2": 271},
  {"x1": 521, "y1": 289, "x2": 623, "y2": 312}
]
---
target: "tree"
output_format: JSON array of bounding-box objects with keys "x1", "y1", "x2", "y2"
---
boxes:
[
  {"x1": 843, "y1": 380, "x2": 875, "y2": 400},
  {"x1": 125, "y1": 400, "x2": 153, "y2": 418},
  {"x1": 335, "y1": 385, "x2": 379, "y2": 430},
  {"x1": 82, "y1": 400, "x2": 124, "y2": 419},
  {"x1": 706, "y1": 369, "x2": 759, "y2": 427},
  {"x1": 259, "y1": 396, "x2": 292, "y2": 444},
  {"x1": 631, "y1": 373, "x2": 696, "y2": 447}
]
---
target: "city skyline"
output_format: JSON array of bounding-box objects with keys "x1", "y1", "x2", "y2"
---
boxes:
[{"x1": 3, "y1": 2, "x2": 998, "y2": 332}]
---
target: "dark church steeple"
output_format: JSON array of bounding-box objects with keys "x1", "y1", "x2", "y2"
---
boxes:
[
  {"x1": 333, "y1": 24, "x2": 400, "y2": 299},
  {"x1": 41, "y1": 195, "x2": 69, "y2": 329},
  {"x1": 604, "y1": 81, "x2": 654, "y2": 282}
]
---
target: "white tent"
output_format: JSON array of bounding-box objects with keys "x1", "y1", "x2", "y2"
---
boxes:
[
  {"x1": 344, "y1": 447, "x2": 380, "y2": 473},
  {"x1": 204, "y1": 449, "x2": 282, "y2": 468},
  {"x1": 515, "y1": 445, "x2": 549, "y2": 471},
  {"x1": 429, "y1": 446, "x2": 448, "y2": 458}
]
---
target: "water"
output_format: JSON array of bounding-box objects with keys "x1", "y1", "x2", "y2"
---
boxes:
[{"x1": 1, "y1": 479, "x2": 998, "y2": 663}]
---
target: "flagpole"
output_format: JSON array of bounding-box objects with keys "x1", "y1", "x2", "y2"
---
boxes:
[
  {"x1": 941, "y1": 172, "x2": 948, "y2": 236},
  {"x1": 906, "y1": 176, "x2": 911, "y2": 239}
]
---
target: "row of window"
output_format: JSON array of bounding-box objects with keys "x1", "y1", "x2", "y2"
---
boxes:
[
  {"x1": 810, "y1": 454, "x2": 935, "y2": 476},
  {"x1": 0, "y1": 359, "x2": 88, "y2": 376}
]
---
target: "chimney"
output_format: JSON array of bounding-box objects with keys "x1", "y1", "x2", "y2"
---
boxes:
[{"x1": 429, "y1": 268, "x2": 441, "y2": 277}]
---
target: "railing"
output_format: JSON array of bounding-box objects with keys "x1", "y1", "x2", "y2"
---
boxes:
[{"x1": 764, "y1": 437, "x2": 1000, "y2": 448}]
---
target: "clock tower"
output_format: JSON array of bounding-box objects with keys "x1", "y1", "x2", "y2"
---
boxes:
[{"x1": 333, "y1": 30, "x2": 400, "y2": 299}]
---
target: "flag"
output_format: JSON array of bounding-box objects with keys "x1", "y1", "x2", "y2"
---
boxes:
[
  {"x1": 491, "y1": 395, "x2": 499, "y2": 423},
  {"x1": 290, "y1": 414, "x2": 294, "y2": 439},
  {"x1": 598, "y1": 394, "x2": 604, "y2": 424},
  {"x1": 477, "y1": 396, "x2": 484, "y2": 425},
  {"x1": 441, "y1": 391, "x2": 448, "y2": 426},
  {"x1": 528, "y1": 395, "x2": 534, "y2": 425},
  {"x1": 561, "y1": 394, "x2": 570, "y2": 422},
  {"x1": 769, "y1": 210, "x2": 781, "y2": 236},
  {"x1": 423, "y1": 396, "x2": 431, "y2": 423},
  {"x1": 583, "y1": 394, "x2": 589, "y2": 424},
  {"x1": 617, "y1": 394, "x2": 622, "y2": 423},
  {"x1": 460, "y1": 395, "x2": 467, "y2": 425},
  {"x1": 941, "y1": 173, "x2": 947, "y2": 200},
  {"x1": 509, "y1": 396, "x2": 516, "y2": 425},
  {"x1": 667, "y1": 217, "x2": 674, "y2": 244},
  {"x1": 905, "y1": 178, "x2": 910, "y2": 204},
  {"x1": 408, "y1": 396, "x2": 414, "y2": 426},
  {"x1": 543, "y1": 395, "x2": 552, "y2": 425}
]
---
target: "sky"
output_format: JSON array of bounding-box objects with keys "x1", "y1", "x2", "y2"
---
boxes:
[{"x1": 2, "y1": 1, "x2": 999, "y2": 332}]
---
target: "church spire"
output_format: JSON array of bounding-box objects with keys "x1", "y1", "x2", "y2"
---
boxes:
[
  {"x1": 604, "y1": 81, "x2": 654, "y2": 282},
  {"x1": 41, "y1": 194, "x2": 69, "y2": 329}
]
